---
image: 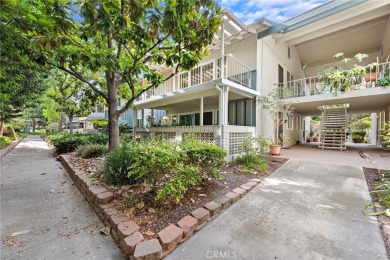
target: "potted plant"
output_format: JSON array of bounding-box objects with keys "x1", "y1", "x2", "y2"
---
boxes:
[
  {"x1": 258, "y1": 88, "x2": 293, "y2": 155},
  {"x1": 312, "y1": 131, "x2": 319, "y2": 142},
  {"x1": 318, "y1": 53, "x2": 368, "y2": 93}
]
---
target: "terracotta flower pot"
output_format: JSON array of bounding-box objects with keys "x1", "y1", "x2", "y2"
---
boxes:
[
  {"x1": 306, "y1": 138, "x2": 311, "y2": 143},
  {"x1": 313, "y1": 136, "x2": 319, "y2": 142},
  {"x1": 365, "y1": 72, "x2": 377, "y2": 82},
  {"x1": 269, "y1": 145, "x2": 281, "y2": 155}
]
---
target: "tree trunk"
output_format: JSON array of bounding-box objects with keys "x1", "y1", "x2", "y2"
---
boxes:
[
  {"x1": 0, "y1": 120, "x2": 4, "y2": 136},
  {"x1": 107, "y1": 75, "x2": 120, "y2": 150},
  {"x1": 69, "y1": 116, "x2": 74, "y2": 135},
  {"x1": 32, "y1": 119, "x2": 36, "y2": 132},
  {"x1": 57, "y1": 114, "x2": 64, "y2": 132}
]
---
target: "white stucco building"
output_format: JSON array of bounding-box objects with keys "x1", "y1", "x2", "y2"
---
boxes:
[{"x1": 132, "y1": 0, "x2": 390, "y2": 160}]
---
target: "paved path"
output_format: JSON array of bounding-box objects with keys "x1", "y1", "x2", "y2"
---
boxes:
[
  {"x1": 0, "y1": 135, "x2": 124, "y2": 260},
  {"x1": 167, "y1": 159, "x2": 387, "y2": 260}
]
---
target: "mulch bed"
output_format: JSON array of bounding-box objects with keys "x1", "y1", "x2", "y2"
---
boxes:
[
  {"x1": 363, "y1": 167, "x2": 390, "y2": 258},
  {"x1": 68, "y1": 152, "x2": 287, "y2": 239}
]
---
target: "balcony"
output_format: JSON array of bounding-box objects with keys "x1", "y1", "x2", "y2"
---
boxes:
[
  {"x1": 279, "y1": 61, "x2": 390, "y2": 99},
  {"x1": 139, "y1": 54, "x2": 253, "y2": 101}
]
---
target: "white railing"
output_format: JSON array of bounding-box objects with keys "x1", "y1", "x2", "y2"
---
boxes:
[
  {"x1": 140, "y1": 55, "x2": 252, "y2": 100},
  {"x1": 279, "y1": 61, "x2": 390, "y2": 99}
]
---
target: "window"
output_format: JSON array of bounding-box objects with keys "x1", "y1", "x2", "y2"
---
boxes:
[
  {"x1": 179, "y1": 114, "x2": 194, "y2": 126},
  {"x1": 296, "y1": 116, "x2": 304, "y2": 130},
  {"x1": 195, "y1": 111, "x2": 213, "y2": 125},
  {"x1": 379, "y1": 111, "x2": 386, "y2": 130},
  {"x1": 286, "y1": 114, "x2": 294, "y2": 130}
]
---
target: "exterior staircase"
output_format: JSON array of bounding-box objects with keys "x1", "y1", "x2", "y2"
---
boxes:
[{"x1": 318, "y1": 106, "x2": 347, "y2": 151}]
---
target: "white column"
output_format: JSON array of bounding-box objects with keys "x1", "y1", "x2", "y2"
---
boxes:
[
  {"x1": 371, "y1": 113, "x2": 377, "y2": 145},
  {"x1": 219, "y1": 86, "x2": 229, "y2": 126},
  {"x1": 200, "y1": 97, "x2": 204, "y2": 126},
  {"x1": 221, "y1": 23, "x2": 225, "y2": 57}
]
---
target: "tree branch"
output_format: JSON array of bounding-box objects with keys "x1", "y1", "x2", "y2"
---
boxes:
[{"x1": 57, "y1": 65, "x2": 108, "y2": 101}]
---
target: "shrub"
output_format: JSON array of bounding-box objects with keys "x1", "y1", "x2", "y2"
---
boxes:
[
  {"x1": 235, "y1": 136, "x2": 269, "y2": 173},
  {"x1": 352, "y1": 135, "x2": 363, "y2": 143},
  {"x1": 128, "y1": 139, "x2": 183, "y2": 184},
  {"x1": 180, "y1": 136, "x2": 226, "y2": 176},
  {"x1": 3, "y1": 125, "x2": 17, "y2": 140},
  {"x1": 120, "y1": 133, "x2": 133, "y2": 144},
  {"x1": 9, "y1": 118, "x2": 26, "y2": 132},
  {"x1": 101, "y1": 145, "x2": 141, "y2": 185},
  {"x1": 93, "y1": 119, "x2": 132, "y2": 134},
  {"x1": 47, "y1": 132, "x2": 108, "y2": 153},
  {"x1": 76, "y1": 144, "x2": 108, "y2": 159},
  {"x1": 0, "y1": 136, "x2": 12, "y2": 149}
]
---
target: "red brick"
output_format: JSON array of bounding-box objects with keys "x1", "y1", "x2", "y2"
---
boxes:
[
  {"x1": 157, "y1": 224, "x2": 183, "y2": 251},
  {"x1": 246, "y1": 181, "x2": 257, "y2": 187},
  {"x1": 177, "y1": 215, "x2": 198, "y2": 238},
  {"x1": 214, "y1": 195, "x2": 231, "y2": 209},
  {"x1": 110, "y1": 228, "x2": 120, "y2": 243},
  {"x1": 109, "y1": 214, "x2": 129, "y2": 230},
  {"x1": 96, "y1": 191, "x2": 114, "y2": 204},
  {"x1": 120, "y1": 232, "x2": 144, "y2": 255},
  {"x1": 232, "y1": 187, "x2": 246, "y2": 197},
  {"x1": 117, "y1": 221, "x2": 140, "y2": 240},
  {"x1": 133, "y1": 239, "x2": 162, "y2": 260},
  {"x1": 204, "y1": 201, "x2": 222, "y2": 217},
  {"x1": 190, "y1": 208, "x2": 210, "y2": 225},
  {"x1": 240, "y1": 184, "x2": 251, "y2": 190},
  {"x1": 383, "y1": 225, "x2": 390, "y2": 236},
  {"x1": 225, "y1": 192, "x2": 239, "y2": 203}
]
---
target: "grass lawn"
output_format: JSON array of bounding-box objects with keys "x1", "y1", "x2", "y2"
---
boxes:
[{"x1": 0, "y1": 136, "x2": 12, "y2": 149}]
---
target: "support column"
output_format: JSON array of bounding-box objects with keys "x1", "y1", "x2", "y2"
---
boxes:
[
  {"x1": 200, "y1": 97, "x2": 204, "y2": 126},
  {"x1": 218, "y1": 86, "x2": 229, "y2": 126},
  {"x1": 371, "y1": 113, "x2": 377, "y2": 145}
]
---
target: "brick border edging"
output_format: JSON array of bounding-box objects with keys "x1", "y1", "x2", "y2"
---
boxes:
[
  {"x1": 0, "y1": 139, "x2": 22, "y2": 158},
  {"x1": 58, "y1": 155, "x2": 262, "y2": 259}
]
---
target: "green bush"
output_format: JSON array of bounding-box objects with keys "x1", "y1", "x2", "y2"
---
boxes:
[
  {"x1": 235, "y1": 136, "x2": 269, "y2": 173},
  {"x1": 47, "y1": 132, "x2": 108, "y2": 153},
  {"x1": 352, "y1": 134, "x2": 363, "y2": 143},
  {"x1": 180, "y1": 135, "x2": 226, "y2": 175},
  {"x1": 3, "y1": 125, "x2": 17, "y2": 140},
  {"x1": 101, "y1": 145, "x2": 141, "y2": 185},
  {"x1": 76, "y1": 144, "x2": 108, "y2": 159},
  {"x1": 352, "y1": 130, "x2": 366, "y2": 137},
  {"x1": 9, "y1": 118, "x2": 26, "y2": 132},
  {"x1": 101, "y1": 137, "x2": 226, "y2": 203},
  {"x1": 382, "y1": 122, "x2": 390, "y2": 149},
  {"x1": 0, "y1": 136, "x2": 12, "y2": 149},
  {"x1": 93, "y1": 119, "x2": 132, "y2": 134}
]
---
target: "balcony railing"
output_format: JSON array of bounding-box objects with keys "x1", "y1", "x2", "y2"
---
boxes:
[
  {"x1": 140, "y1": 55, "x2": 252, "y2": 100},
  {"x1": 279, "y1": 61, "x2": 390, "y2": 99}
]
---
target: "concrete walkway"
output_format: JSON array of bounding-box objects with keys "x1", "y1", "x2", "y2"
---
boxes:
[
  {"x1": 0, "y1": 135, "x2": 124, "y2": 259},
  {"x1": 279, "y1": 142, "x2": 390, "y2": 170},
  {"x1": 167, "y1": 159, "x2": 387, "y2": 260}
]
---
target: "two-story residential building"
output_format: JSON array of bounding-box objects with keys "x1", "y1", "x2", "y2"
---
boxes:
[{"x1": 133, "y1": 0, "x2": 390, "y2": 160}]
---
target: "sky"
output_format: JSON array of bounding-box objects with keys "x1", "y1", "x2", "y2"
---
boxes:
[{"x1": 216, "y1": 0, "x2": 330, "y2": 25}]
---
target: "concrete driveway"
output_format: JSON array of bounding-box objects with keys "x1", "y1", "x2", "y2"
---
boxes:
[
  {"x1": 0, "y1": 135, "x2": 124, "y2": 259},
  {"x1": 167, "y1": 159, "x2": 387, "y2": 260}
]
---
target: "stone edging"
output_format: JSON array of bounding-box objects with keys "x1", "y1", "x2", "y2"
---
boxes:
[
  {"x1": 58, "y1": 155, "x2": 262, "y2": 259},
  {"x1": 0, "y1": 139, "x2": 22, "y2": 158}
]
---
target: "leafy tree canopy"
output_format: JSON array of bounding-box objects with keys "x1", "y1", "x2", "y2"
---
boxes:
[
  {"x1": 0, "y1": 23, "x2": 46, "y2": 126},
  {"x1": 1, "y1": 0, "x2": 221, "y2": 148}
]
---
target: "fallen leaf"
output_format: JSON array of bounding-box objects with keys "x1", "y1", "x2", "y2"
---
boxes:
[
  {"x1": 99, "y1": 227, "x2": 110, "y2": 236},
  {"x1": 145, "y1": 231, "x2": 155, "y2": 236},
  {"x1": 199, "y1": 194, "x2": 206, "y2": 197},
  {"x1": 147, "y1": 208, "x2": 156, "y2": 214},
  {"x1": 136, "y1": 201, "x2": 145, "y2": 209}
]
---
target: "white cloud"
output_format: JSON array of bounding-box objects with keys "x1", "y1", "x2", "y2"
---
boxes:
[{"x1": 216, "y1": 0, "x2": 329, "y2": 24}]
